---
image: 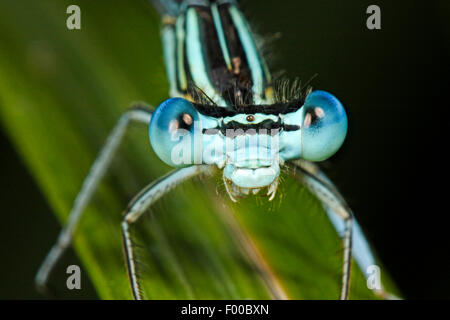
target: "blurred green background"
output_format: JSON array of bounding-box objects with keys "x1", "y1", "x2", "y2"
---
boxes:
[{"x1": 0, "y1": 0, "x2": 449, "y2": 299}]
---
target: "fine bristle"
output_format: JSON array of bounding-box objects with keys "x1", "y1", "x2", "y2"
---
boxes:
[
  {"x1": 187, "y1": 83, "x2": 217, "y2": 105},
  {"x1": 272, "y1": 77, "x2": 314, "y2": 104}
]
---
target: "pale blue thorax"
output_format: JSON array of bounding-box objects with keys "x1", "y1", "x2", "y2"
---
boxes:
[{"x1": 155, "y1": 1, "x2": 347, "y2": 197}]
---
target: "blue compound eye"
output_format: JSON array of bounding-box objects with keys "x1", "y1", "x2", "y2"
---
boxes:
[
  {"x1": 149, "y1": 98, "x2": 201, "y2": 167},
  {"x1": 300, "y1": 90, "x2": 347, "y2": 161}
]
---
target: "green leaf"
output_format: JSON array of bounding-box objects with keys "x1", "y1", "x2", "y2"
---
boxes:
[{"x1": 0, "y1": 0, "x2": 398, "y2": 299}]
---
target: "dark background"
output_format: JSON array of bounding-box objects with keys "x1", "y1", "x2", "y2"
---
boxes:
[{"x1": 0, "y1": 0, "x2": 449, "y2": 299}]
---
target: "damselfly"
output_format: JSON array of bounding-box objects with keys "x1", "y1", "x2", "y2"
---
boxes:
[{"x1": 36, "y1": 0, "x2": 396, "y2": 300}]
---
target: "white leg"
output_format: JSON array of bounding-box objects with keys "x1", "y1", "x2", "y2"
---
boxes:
[
  {"x1": 289, "y1": 159, "x2": 398, "y2": 299},
  {"x1": 288, "y1": 160, "x2": 353, "y2": 300},
  {"x1": 121, "y1": 165, "x2": 216, "y2": 300},
  {"x1": 35, "y1": 104, "x2": 153, "y2": 294}
]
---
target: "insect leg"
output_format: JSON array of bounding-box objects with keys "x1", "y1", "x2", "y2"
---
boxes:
[
  {"x1": 287, "y1": 160, "x2": 353, "y2": 300},
  {"x1": 288, "y1": 159, "x2": 399, "y2": 299},
  {"x1": 35, "y1": 104, "x2": 153, "y2": 294},
  {"x1": 121, "y1": 165, "x2": 216, "y2": 300}
]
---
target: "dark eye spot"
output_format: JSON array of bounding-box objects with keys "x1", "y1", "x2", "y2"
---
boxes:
[
  {"x1": 182, "y1": 113, "x2": 193, "y2": 126},
  {"x1": 246, "y1": 115, "x2": 255, "y2": 122},
  {"x1": 303, "y1": 107, "x2": 323, "y2": 128},
  {"x1": 169, "y1": 113, "x2": 193, "y2": 133},
  {"x1": 177, "y1": 113, "x2": 193, "y2": 131}
]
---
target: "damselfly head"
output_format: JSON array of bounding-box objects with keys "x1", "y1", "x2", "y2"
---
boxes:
[{"x1": 148, "y1": 90, "x2": 348, "y2": 201}]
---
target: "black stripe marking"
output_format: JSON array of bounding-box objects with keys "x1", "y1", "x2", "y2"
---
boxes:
[{"x1": 194, "y1": 98, "x2": 304, "y2": 117}]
